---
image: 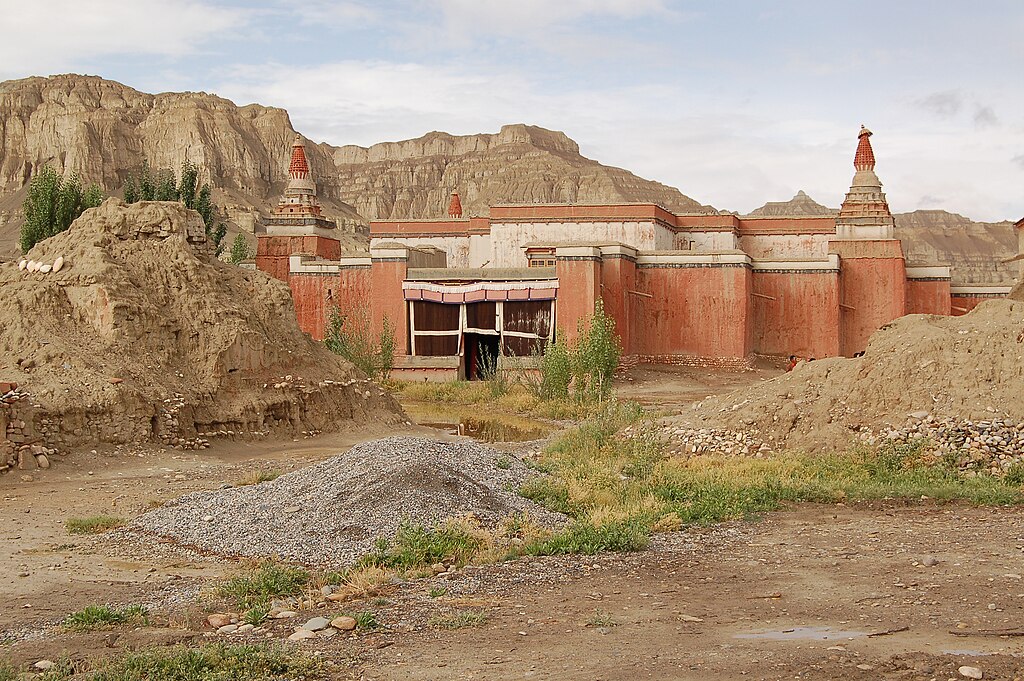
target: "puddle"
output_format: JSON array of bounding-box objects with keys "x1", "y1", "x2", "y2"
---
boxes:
[
  {"x1": 734, "y1": 626, "x2": 868, "y2": 641},
  {"x1": 942, "y1": 650, "x2": 991, "y2": 657},
  {"x1": 421, "y1": 417, "x2": 550, "y2": 443}
]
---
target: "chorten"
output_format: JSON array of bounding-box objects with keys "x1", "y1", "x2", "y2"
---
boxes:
[
  {"x1": 835, "y1": 126, "x2": 895, "y2": 239},
  {"x1": 264, "y1": 136, "x2": 336, "y2": 235},
  {"x1": 448, "y1": 191, "x2": 463, "y2": 218}
]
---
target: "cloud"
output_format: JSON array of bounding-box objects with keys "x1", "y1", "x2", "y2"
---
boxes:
[
  {"x1": 288, "y1": 0, "x2": 379, "y2": 27},
  {"x1": 916, "y1": 91, "x2": 963, "y2": 118},
  {"x1": 973, "y1": 105, "x2": 998, "y2": 128},
  {"x1": 0, "y1": 0, "x2": 248, "y2": 79},
  {"x1": 1013, "y1": 154, "x2": 1024, "y2": 170}
]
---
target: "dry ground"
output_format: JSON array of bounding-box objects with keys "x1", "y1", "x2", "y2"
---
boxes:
[{"x1": 2, "y1": 367, "x2": 1023, "y2": 679}]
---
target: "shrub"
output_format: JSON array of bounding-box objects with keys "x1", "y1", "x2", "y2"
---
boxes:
[
  {"x1": 324, "y1": 308, "x2": 395, "y2": 381},
  {"x1": 229, "y1": 233, "x2": 253, "y2": 264},
  {"x1": 532, "y1": 298, "x2": 621, "y2": 404}
]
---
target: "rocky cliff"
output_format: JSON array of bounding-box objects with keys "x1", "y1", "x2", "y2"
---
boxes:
[
  {"x1": 0, "y1": 74, "x2": 712, "y2": 257},
  {"x1": 748, "y1": 192, "x2": 1017, "y2": 284}
]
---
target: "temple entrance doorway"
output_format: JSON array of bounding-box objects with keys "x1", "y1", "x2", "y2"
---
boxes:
[{"x1": 464, "y1": 333, "x2": 499, "y2": 381}]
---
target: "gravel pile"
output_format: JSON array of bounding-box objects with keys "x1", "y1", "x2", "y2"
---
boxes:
[
  {"x1": 134, "y1": 436, "x2": 565, "y2": 565},
  {"x1": 651, "y1": 425, "x2": 773, "y2": 457}
]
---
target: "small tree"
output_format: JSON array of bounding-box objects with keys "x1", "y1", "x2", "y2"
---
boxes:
[
  {"x1": 229, "y1": 233, "x2": 253, "y2": 264},
  {"x1": 532, "y1": 298, "x2": 621, "y2": 404},
  {"x1": 324, "y1": 308, "x2": 395, "y2": 381},
  {"x1": 20, "y1": 166, "x2": 103, "y2": 252},
  {"x1": 123, "y1": 160, "x2": 227, "y2": 255}
]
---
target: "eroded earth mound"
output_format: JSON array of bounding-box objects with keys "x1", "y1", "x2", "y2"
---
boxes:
[{"x1": 0, "y1": 199, "x2": 402, "y2": 461}]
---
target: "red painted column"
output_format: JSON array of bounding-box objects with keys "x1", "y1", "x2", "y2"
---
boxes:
[
  {"x1": 555, "y1": 246, "x2": 602, "y2": 345},
  {"x1": 830, "y1": 239, "x2": 907, "y2": 355},
  {"x1": 597, "y1": 246, "x2": 637, "y2": 357},
  {"x1": 370, "y1": 246, "x2": 410, "y2": 357}
]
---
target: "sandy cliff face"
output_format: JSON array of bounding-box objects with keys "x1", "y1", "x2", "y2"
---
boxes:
[{"x1": 0, "y1": 75, "x2": 711, "y2": 258}]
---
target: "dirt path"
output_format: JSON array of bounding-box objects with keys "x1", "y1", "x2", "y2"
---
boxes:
[{"x1": 366, "y1": 503, "x2": 1024, "y2": 680}]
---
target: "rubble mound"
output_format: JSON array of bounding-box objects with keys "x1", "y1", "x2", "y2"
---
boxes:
[
  {"x1": 674, "y1": 288, "x2": 1024, "y2": 454},
  {"x1": 0, "y1": 198, "x2": 402, "y2": 457},
  {"x1": 134, "y1": 437, "x2": 565, "y2": 565}
]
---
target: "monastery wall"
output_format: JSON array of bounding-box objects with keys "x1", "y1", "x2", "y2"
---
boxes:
[
  {"x1": 490, "y1": 220, "x2": 673, "y2": 267},
  {"x1": 830, "y1": 240, "x2": 907, "y2": 355},
  {"x1": 369, "y1": 234, "x2": 489, "y2": 269},
  {"x1": 257, "y1": 235, "x2": 342, "y2": 282},
  {"x1": 632, "y1": 254, "x2": 752, "y2": 360},
  {"x1": 683, "y1": 231, "x2": 739, "y2": 251},
  {"x1": 740, "y1": 234, "x2": 831, "y2": 260},
  {"x1": 750, "y1": 260, "x2": 841, "y2": 358}
]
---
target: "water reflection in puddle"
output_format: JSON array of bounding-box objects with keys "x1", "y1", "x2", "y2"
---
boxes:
[
  {"x1": 734, "y1": 626, "x2": 867, "y2": 641},
  {"x1": 422, "y1": 417, "x2": 550, "y2": 443}
]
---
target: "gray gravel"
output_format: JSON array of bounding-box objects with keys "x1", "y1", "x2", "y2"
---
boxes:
[{"x1": 133, "y1": 436, "x2": 564, "y2": 565}]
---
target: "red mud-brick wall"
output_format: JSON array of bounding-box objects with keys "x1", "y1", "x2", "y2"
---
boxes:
[
  {"x1": 370, "y1": 258, "x2": 410, "y2": 355},
  {"x1": 555, "y1": 255, "x2": 602, "y2": 345},
  {"x1": 906, "y1": 280, "x2": 952, "y2": 316},
  {"x1": 632, "y1": 265, "x2": 752, "y2": 358},
  {"x1": 951, "y1": 295, "x2": 996, "y2": 316},
  {"x1": 256, "y1": 236, "x2": 342, "y2": 282},
  {"x1": 830, "y1": 240, "x2": 906, "y2": 356},
  {"x1": 288, "y1": 270, "x2": 373, "y2": 341},
  {"x1": 598, "y1": 255, "x2": 637, "y2": 356},
  {"x1": 751, "y1": 271, "x2": 840, "y2": 358}
]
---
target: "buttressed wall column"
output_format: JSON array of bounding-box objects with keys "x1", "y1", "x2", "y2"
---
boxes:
[
  {"x1": 370, "y1": 245, "x2": 410, "y2": 356},
  {"x1": 830, "y1": 127, "x2": 907, "y2": 355},
  {"x1": 555, "y1": 246, "x2": 602, "y2": 345},
  {"x1": 598, "y1": 245, "x2": 638, "y2": 357}
]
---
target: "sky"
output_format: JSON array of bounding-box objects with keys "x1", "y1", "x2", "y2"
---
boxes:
[{"x1": 1, "y1": 0, "x2": 1022, "y2": 221}]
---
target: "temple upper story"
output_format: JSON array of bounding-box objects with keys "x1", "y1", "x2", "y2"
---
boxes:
[
  {"x1": 835, "y1": 126, "x2": 896, "y2": 239},
  {"x1": 264, "y1": 136, "x2": 337, "y2": 236}
]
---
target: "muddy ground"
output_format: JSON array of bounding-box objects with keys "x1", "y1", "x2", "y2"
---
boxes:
[{"x1": 2, "y1": 366, "x2": 1023, "y2": 679}]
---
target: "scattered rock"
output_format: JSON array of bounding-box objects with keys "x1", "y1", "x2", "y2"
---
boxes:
[
  {"x1": 216, "y1": 624, "x2": 238, "y2": 635},
  {"x1": 272, "y1": 610, "x2": 297, "y2": 619},
  {"x1": 206, "y1": 613, "x2": 232, "y2": 629},
  {"x1": 301, "y1": 616, "x2": 331, "y2": 632},
  {"x1": 288, "y1": 629, "x2": 317, "y2": 641},
  {"x1": 331, "y1": 616, "x2": 357, "y2": 631},
  {"x1": 958, "y1": 666, "x2": 984, "y2": 679}
]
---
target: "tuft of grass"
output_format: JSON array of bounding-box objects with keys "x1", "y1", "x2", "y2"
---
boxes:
[
  {"x1": 65, "y1": 515, "x2": 125, "y2": 535},
  {"x1": 214, "y1": 562, "x2": 309, "y2": 611},
  {"x1": 242, "y1": 605, "x2": 269, "y2": 626},
  {"x1": 88, "y1": 643, "x2": 323, "y2": 681},
  {"x1": 523, "y1": 519, "x2": 649, "y2": 556},
  {"x1": 62, "y1": 605, "x2": 149, "y2": 632},
  {"x1": 428, "y1": 587, "x2": 447, "y2": 598},
  {"x1": 234, "y1": 469, "x2": 281, "y2": 487},
  {"x1": 358, "y1": 521, "x2": 483, "y2": 572},
  {"x1": 0, "y1": 659, "x2": 16, "y2": 681},
  {"x1": 585, "y1": 611, "x2": 619, "y2": 628},
  {"x1": 495, "y1": 455, "x2": 512, "y2": 470},
  {"x1": 428, "y1": 610, "x2": 489, "y2": 629},
  {"x1": 346, "y1": 611, "x2": 380, "y2": 630}
]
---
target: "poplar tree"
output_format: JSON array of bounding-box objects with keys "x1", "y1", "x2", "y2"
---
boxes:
[{"x1": 20, "y1": 166, "x2": 104, "y2": 252}]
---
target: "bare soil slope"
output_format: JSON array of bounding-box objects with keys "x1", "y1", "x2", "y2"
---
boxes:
[
  {"x1": 676, "y1": 286, "x2": 1024, "y2": 451},
  {"x1": 0, "y1": 199, "x2": 403, "y2": 450}
]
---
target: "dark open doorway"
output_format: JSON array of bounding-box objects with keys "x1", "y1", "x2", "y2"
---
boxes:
[{"x1": 464, "y1": 333, "x2": 500, "y2": 381}]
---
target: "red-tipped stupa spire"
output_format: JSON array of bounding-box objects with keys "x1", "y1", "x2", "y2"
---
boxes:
[
  {"x1": 854, "y1": 125, "x2": 875, "y2": 171},
  {"x1": 289, "y1": 136, "x2": 310, "y2": 178},
  {"x1": 448, "y1": 191, "x2": 463, "y2": 218}
]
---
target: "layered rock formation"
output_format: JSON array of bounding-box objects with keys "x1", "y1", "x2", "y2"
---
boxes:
[
  {"x1": 0, "y1": 74, "x2": 711, "y2": 257},
  {"x1": 748, "y1": 192, "x2": 1016, "y2": 284}
]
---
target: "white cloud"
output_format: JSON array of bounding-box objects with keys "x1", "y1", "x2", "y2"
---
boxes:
[{"x1": 0, "y1": 0, "x2": 248, "y2": 79}]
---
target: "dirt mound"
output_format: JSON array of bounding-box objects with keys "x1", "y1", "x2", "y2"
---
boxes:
[
  {"x1": 133, "y1": 436, "x2": 566, "y2": 565},
  {"x1": 673, "y1": 295, "x2": 1024, "y2": 452},
  {"x1": 0, "y1": 198, "x2": 402, "y2": 456}
]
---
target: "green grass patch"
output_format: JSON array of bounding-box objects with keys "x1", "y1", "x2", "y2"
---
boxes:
[
  {"x1": 0, "y1": 659, "x2": 16, "y2": 681},
  {"x1": 88, "y1": 643, "x2": 322, "y2": 681},
  {"x1": 523, "y1": 519, "x2": 649, "y2": 555},
  {"x1": 585, "y1": 611, "x2": 618, "y2": 627},
  {"x1": 214, "y1": 562, "x2": 309, "y2": 611},
  {"x1": 62, "y1": 605, "x2": 149, "y2": 632},
  {"x1": 65, "y1": 515, "x2": 125, "y2": 535},
  {"x1": 357, "y1": 522, "x2": 482, "y2": 571},
  {"x1": 334, "y1": 611, "x2": 380, "y2": 630},
  {"x1": 428, "y1": 610, "x2": 489, "y2": 629},
  {"x1": 428, "y1": 587, "x2": 447, "y2": 598}
]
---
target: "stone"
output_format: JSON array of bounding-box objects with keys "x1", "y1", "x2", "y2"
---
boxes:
[
  {"x1": 921, "y1": 555, "x2": 939, "y2": 567},
  {"x1": 52, "y1": 256, "x2": 64, "y2": 273},
  {"x1": 320, "y1": 585, "x2": 336, "y2": 597},
  {"x1": 39, "y1": 263, "x2": 52, "y2": 273},
  {"x1": 958, "y1": 666, "x2": 983, "y2": 679},
  {"x1": 18, "y1": 259, "x2": 27, "y2": 270},
  {"x1": 288, "y1": 629, "x2": 317, "y2": 641},
  {"x1": 35, "y1": 454, "x2": 49, "y2": 469},
  {"x1": 331, "y1": 616, "x2": 357, "y2": 631},
  {"x1": 207, "y1": 613, "x2": 232, "y2": 629},
  {"x1": 33, "y1": 660, "x2": 55, "y2": 671},
  {"x1": 237, "y1": 623, "x2": 255, "y2": 633},
  {"x1": 216, "y1": 624, "x2": 238, "y2": 635},
  {"x1": 301, "y1": 616, "x2": 331, "y2": 632}
]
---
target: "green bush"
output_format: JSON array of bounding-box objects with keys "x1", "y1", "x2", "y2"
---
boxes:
[
  {"x1": 532, "y1": 298, "x2": 621, "y2": 404},
  {"x1": 20, "y1": 166, "x2": 103, "y2": 252},
  {"x1": 324, "y1": 308, "x2": 395, "y2": 381},
  {"x1": 229, "y1": 233, "x2": 253, "y2": 264}
]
